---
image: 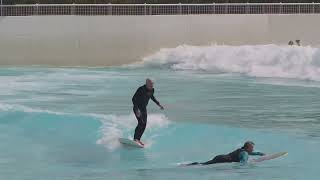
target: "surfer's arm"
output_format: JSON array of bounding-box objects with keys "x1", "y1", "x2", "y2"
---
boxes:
[
  {"x1": 151, "y1": 95, "x2": 164, "y2": 110},
  {"x1": 249, "y1": 152, "x2": 265, "y2": 156},
  {"x1": 151, "y1": 94, "x2": 160, "y2": 106},
  {"x1": 151, "y1": 90, "x2": 164, "y2": 109},
  {"x1": 239, "y1": 151, "x2": 249, "y2": 164}
]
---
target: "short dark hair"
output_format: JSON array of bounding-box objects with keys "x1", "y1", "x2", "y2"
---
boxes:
[{"x1": 243, "y1": 141, "x2": 255, "y2": 149}]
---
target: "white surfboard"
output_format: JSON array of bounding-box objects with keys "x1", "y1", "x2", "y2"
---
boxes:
[
  {"x1": 118, "y1": 138, "x2": 144, "y2": 148},
  {"x1": 250, "y1": 152, "x2": 288, "y2": 163}
]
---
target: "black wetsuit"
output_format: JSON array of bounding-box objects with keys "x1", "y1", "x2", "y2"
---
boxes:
[
  {"x1": 187, "y1": 148, "x2": 262, "y2": 166},
  {"x1": 132, "y1": 85, "x2": 160, "y2": 140}
]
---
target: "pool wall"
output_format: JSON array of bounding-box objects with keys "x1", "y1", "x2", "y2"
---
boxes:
[{"x1": 0, "y1": 14, "x2": 319, "y2": 66}]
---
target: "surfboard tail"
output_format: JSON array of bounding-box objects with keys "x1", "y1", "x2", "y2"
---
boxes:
[{"x1": 119, "y1": 138, "x2": 144, "y2": 148}]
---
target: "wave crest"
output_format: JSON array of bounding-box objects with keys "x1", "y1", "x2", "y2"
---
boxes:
[{"x1": 143, "y1": 44, "x2": 320, "y2": 81}]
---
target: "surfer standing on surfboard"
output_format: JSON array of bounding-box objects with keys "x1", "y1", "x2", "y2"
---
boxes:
[
  {"x1": 132, "y1": 79, "x2": 164, "y2": 146},
  {"x1": 186, "y1": 141, "x2": 265, "y2": 166}
]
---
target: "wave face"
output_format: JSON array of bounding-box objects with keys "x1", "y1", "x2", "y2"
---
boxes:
[
  {"x1": 0, "y1": 102, "x2": 169, "y2": 151},
  {"x1": 143, "y1": 44, "x2": 320, "y2": 81}
]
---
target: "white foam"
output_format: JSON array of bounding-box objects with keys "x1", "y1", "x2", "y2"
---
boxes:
[
  {"x1": 0, "y1": 102, "x2": 65, "y2": 115},
  {"x1": 94, "y1": 113, "x2": 170, "y2": 150},
  {"x1": 143, "y1": 44, "x2": 320, "y2": 81},
  {"x1": 0, "y1": 68, "x2": 125, "y2": 97}
]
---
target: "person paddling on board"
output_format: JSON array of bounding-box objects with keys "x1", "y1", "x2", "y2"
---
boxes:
[
  {"x1": 132, "y1": 79, "x2": 164, "y2": 146},
  {"x1": 186, "y1": 141, "x2": 265, "y2": 166}
]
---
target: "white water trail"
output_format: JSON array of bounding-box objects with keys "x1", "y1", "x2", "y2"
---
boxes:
[{"x1": 94, "y1": 113, "x2": 170, "y2": 150}]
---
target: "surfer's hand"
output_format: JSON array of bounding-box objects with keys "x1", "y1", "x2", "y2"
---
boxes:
[
  {"x1": 159, "y1": 104, "x2": 164, "y2": 110},
  {"x1": 135, "y1": 109, "x2": 141, "y2": 117}
]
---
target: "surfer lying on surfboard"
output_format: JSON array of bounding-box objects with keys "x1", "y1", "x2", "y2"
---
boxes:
[
  {"x1": 186, "y1": 141, "x2": 265, "y2": 166},
  {"x1": 132, "y1": 78, "x2": 164, "y2": 146}
]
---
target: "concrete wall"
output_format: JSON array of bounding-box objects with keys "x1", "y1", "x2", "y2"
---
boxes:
[{"x1": 0, "y1": 14, "x2": 319, "y2": 66}]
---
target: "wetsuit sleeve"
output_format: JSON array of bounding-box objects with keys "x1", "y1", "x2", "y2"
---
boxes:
[
  {"x1": 249, "y1": 152, "x2": 265, "y2": 156},
  {"x1": 150, "y1": 90, "x2": 160, "y2": 105},
  {"x1": 239, "y1": 151, "x2": 249, "y2": 164},
  {"x1": 132, "y1": 87, "x2": 143, "y2": 107}
]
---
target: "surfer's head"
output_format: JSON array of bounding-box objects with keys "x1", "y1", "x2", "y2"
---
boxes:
[
  {"x1": 146, "y1": 78, "x2": 154, "y2": 90},
  {"x1": 243, "y1": 141, "x2": 255, "y2": 153}
]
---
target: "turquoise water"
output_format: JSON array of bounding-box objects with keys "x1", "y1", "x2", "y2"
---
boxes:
[{"x1": 1, "y1": 45, "x2": 320, "y2": 179}]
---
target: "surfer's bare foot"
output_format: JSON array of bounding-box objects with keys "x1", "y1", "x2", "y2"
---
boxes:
[{"x1": 134, "y1": 139, "x2": 144, "y2": 146}]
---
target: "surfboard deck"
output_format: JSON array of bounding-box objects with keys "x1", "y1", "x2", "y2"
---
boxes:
[
  {"x1": 118, "y1": 138, "x2": 144, "y2": 148},
  {"x1": 250, "y1": 152, "x2": 288, "y2": 163}
]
